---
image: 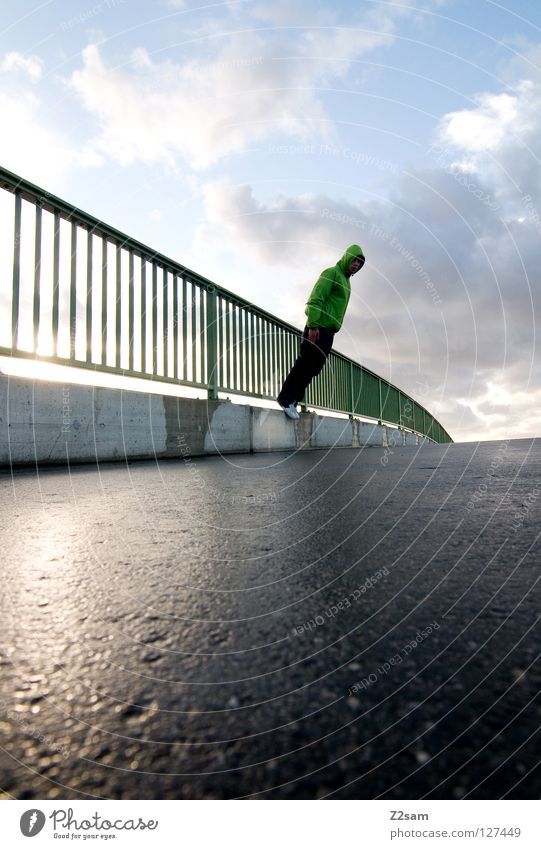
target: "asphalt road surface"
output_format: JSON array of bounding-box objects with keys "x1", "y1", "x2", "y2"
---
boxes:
[{"x1": 1, "y1": 438, "x2": 540, "y2": 800}]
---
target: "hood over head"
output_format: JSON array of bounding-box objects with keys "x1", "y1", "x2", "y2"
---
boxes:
[{"x1": 337, "y1": 243, "x2": 365, "y2": 276}]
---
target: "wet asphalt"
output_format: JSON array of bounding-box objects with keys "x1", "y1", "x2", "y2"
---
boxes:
[{"x1": 0, "y1": 438, "x2": 540, "y2": 800}]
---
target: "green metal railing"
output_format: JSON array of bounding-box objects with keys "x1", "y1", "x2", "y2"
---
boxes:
[{"x1": 0, "y1": 165, "x2": 452, "y2": 443}]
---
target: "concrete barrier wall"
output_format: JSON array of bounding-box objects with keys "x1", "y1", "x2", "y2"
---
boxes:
[
  {"x1": 386, "y1": 426, "x2": 405, "y2": 448},
  {"x1": 0, "y1": 373, "x2": 425, "y2": 468},
  {"x1": 359, "y1": 422, "x2": 386, "y2": 446}
]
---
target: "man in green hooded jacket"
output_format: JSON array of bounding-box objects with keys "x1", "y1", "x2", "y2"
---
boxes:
[{"x1": 277, "y1": 244, "x2": 365, "y2": 419}]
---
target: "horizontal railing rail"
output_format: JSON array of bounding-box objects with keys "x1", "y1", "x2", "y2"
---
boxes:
[{"x1": 0, "y1": 165, "x2": 452, "y2": 443}]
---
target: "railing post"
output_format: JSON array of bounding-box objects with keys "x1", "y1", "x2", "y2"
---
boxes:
[
  {"x1": 11, "y1": 191, "x2": 21, "y2": 352},
  {"x1": 141, "y1": 259, "x2": 147, "y2": 373},
  {"x1": 152, "y1": 263, "x2": 158, "y2": 375},
  {"x1": 33, "y1": 201, "x2": 42, "y2": 353},
  {"x1": 206, "y1": 284, "x2": 218, "y2": 400},
  {"x1": 300, "y1": 330, "x2": 307, "y2": 412},
  {"x1": 70, "y1": 222, "x2": 77, "y2": 360},
  {"x1": 101, "y1": 239, "x2": 108, "y2": 367},
  {"x1": 86, "y1": 229, "x2": 93, "y2": 364},
  {"x1": 115, "y1": 243, "x2": 122, "y2": 369},
  {"x1": 52, "y1": 212, "x2": 60, "y2": 357},
  {"x1": 128, "y1": 250, "x2": 135, "y2": 372},
  {"x1": 349, "y1": 361, "x2": 355, "y2": 417}
]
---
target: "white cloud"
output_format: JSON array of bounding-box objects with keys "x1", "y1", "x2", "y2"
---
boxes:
[
  {"x1": 1, "y1": 51, "x2": 43, "y2": 80},
  {"x1": 68, "y1": 1, "x2": 444, "y2": 171},
  {"x1": 68, "y1": 42, "x2": 332, "y2": 169},
  {"x1": 0, "y1": 92, "x2": 71, "y2": 184},
  {"x1": 0, "y1": 47, "x2": 104, "y2": 185},
  {"x1": 0, "y1": 88, "x2": 104, "y2": 188},
  {"x1": 440, "y1": 91, "x2": 519, "y2": 153},
  {"x1": 456, "y1": 381, "x2": 541, "y2": 440},
  {"x1": 436, "y1": 79, "x2": 541, "y2": 207}
]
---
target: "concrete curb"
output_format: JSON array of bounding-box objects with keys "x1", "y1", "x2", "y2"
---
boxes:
[{"x1": 0, "y1": 373, "x2": 430, "y2": 468}]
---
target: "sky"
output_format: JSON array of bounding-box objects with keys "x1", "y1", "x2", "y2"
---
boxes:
[{"x1": 0, "y1": 0, "x2": 540, "y2": 442}]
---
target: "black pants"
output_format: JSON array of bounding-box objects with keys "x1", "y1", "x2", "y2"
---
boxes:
[{"x1": 277, "y1": 326, "x2": 336, "y2": 407}]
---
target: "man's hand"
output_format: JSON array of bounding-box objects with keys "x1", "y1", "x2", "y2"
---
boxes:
[{"x1": 308, "y1": 328, "x2": 320, "y2": 344}]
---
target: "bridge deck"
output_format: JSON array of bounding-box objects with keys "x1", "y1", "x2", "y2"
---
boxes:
[{"x1": 1, "y1": 439, "x2": 539, "y2": 799}]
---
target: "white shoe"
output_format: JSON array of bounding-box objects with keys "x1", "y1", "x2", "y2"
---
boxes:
[{"x1": 281, "y1": 403, "x2": 300, "y2": 420}]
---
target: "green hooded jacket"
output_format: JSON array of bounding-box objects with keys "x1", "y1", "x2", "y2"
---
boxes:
[{"x1": 305, "y1": 244, "x2": 365, "y2": 331}]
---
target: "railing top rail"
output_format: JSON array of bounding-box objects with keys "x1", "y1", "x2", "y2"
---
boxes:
[{"x1": 0, "y1": 164, "x2": 452, "y2": 442}]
